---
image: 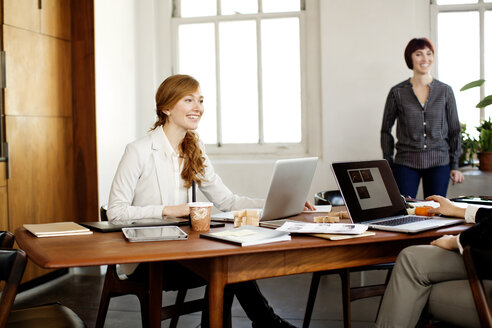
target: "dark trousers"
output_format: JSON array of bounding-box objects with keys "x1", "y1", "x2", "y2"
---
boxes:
[
  {"x1": 128, "y1": 261, "x2": 277, "y2": 326},
  {"x1": 392, "y1": 164, "x2": 450, "y2": 199}
]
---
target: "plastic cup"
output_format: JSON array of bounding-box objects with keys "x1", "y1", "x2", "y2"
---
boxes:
[{"x1": 188, "y1": 202, "x2": 213, "y2": 232}]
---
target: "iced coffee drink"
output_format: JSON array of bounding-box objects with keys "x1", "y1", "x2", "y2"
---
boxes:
[{"x1": 188, "y1": 202, "x2": 213, "y2": 232}]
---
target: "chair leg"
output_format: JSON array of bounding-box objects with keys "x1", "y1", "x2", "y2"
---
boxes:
[
  {"x1": 223, "y1": 289, "x2": 234, "y2": 328},
  {"x1": 95, "y1": 268, "x2": 116, "y2": 328},
  {"x1": 137, "y1": 289, "x2": 150, "y2": 328},
  {"x1": 169, "y1": 289, "x2": 187, "y2": 328},
  {"x1": 339, "y1": 269, "x2": 351, "y2": 328},
  {"x1": 375, "y1": 268, "x2": 393, "y2": 321},
  {"x1": 303, "y1": 271, "x2": 322, "y2": 328}
]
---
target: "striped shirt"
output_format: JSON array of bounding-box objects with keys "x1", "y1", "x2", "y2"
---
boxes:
[{"x1": 380, "y1": 78, "x2": 461, "y2": 170}]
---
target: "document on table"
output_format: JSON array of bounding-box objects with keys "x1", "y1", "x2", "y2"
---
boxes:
[{"x1": 276, "y1": 221, "x2": 368, "y2": 235}]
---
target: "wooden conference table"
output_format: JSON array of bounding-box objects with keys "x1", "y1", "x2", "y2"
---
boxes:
[{"x1": 14, "y1": 213, "x2": 469, "y2": 328}]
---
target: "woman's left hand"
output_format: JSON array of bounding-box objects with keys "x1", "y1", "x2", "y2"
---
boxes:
[
  {"x1": 450, "y1": 170, "x2": 464, "y2": 185},
  {"x1": 430, "y1": 234, "x2": 459, "y2": 251},
  {"x1": 304, "y1": 200, "x2": 316, "y2": 211}
]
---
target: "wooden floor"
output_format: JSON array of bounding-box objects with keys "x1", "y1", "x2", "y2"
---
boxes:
[{"x1": 14, "y1": 269, "x2": 386, "y2": 328}]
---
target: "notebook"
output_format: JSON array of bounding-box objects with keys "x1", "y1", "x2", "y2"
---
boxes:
[
  {"x1": 211, "y1": 157, "x2": 318, "y2": 222},
  {"x1": 331, "y1": 160, "x2": 463, "y2": 233}
]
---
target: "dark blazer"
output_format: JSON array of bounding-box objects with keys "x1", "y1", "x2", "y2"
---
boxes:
[{"x1": 460, "y1": 208, "x2": 492, "y2": 250}]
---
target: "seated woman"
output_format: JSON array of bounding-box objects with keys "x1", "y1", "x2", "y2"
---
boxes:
[
  {"x1": 376, "y1": 195, "x2": 492, "y2": 328},
  {"x1": 108, "y1": 74, "x2": 313, "y2": 328}
]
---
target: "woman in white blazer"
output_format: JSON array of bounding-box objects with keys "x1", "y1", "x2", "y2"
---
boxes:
[{"x1": 107, "y1": 74, "x2": 303, "y2": 328}]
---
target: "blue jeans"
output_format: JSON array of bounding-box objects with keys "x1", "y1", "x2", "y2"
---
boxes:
[{"x1": 392, "y1": 164, "x2": 450, "y2": 199}]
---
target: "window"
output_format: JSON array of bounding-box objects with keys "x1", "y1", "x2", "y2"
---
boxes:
[
  {"x1": 431, "y1": 0, "x2": 492, "y2": 138},
  {"x1": 172, "y1": 0, "x2": 320, "y2": 156}
]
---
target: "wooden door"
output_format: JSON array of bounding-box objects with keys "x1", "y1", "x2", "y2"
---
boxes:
[{"x1": 2, "y1": 0, "x2": 74, "y2": 282}]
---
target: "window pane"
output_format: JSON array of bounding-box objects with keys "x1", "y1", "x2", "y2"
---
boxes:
[
  {"x1": 221, "y1": 0, "x2": 258, "y2": 15},
  {"x1": 436, "y1": 0, "x2": 477, "y2": 4},
  {"x1": 180, "y1": 0, "x2": 216, "y2": 17},
  {"x1": 262, "y1": 0, "x2": 300, "y2": 13},
  {"x1": 438, "y1": 11, "x2": 480, "y2": 137},
  {"x1": 261, "y1": 18, "x2": 301, "y2": 143},
  {"x1": 178, "y1": 23, "x2": 217, "y2": 144},
  {"x1": 219, "y1": 20, "x2": 259, "y2": 143},
  {"x1": 486, "y1": 11, "x2": 492, "y2": 121}
]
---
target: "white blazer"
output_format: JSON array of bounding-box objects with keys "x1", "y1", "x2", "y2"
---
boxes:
[{"x1": 107, "y1": 127, "x2": 263, "y2": 222}]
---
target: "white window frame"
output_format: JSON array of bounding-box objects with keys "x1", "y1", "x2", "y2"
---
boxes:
[
  {"x1": 430, "y1": 0, "x2": 492, "y2": 122},
  {"x1": 171, "y1": 0, "x2": 321, "y2": 159}
]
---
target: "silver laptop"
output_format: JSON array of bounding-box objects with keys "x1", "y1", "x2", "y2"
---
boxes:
[
  {"x1": 212, "y1": 157, "x2": 318, "y2": 222},
  {"x1": 331, "y1": 160, "x2": 463, "y2": 233}
]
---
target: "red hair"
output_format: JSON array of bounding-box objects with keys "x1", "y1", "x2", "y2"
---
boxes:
[
  {"x1": 404, "y1": 38, "x2": 435, "y2": 69},
  {"x1": 151, "y1": 75, "x2": 206, "y2": 188}
]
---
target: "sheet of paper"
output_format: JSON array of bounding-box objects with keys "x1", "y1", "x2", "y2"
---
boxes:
[{"x1": 276, "y1": 221, "x2": 368, "y2": 235}]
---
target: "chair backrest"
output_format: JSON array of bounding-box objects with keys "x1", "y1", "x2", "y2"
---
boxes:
[
  {"x1": 0, "y1": 231, "x2": 15, "y2": 249},
  {"x1": 463, "y1": 246, "x2": 492, "y2": 327},
  {"x1": 315, "y1": 190, "x2": 345, "y2": 206},
  {"x1": 0, "y1": 249, "x2": 27, "y2": 328},
  {"x1": 100, "y1": 205, "x2": 108, "y2": 222}
]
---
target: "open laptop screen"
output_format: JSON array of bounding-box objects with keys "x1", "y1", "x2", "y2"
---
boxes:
[{"x1": 331, "y1": 160, "x2": 407, "y2": 223}]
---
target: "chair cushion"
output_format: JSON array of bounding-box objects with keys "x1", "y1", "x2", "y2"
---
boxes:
[{"x1": 8, "y1": 303, "x2": 86, "y2": 328}]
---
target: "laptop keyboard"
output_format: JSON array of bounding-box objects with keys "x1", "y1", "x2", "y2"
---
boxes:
[{"x1": 372, "y1": 216, "x2": 432, "y2": 226}]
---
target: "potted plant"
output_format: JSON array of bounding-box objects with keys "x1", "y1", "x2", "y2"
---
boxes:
[{"x1": 461, "y1": 79, "x2": 492, "y2": 171}]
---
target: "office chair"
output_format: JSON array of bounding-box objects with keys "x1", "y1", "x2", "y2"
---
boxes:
[
  {"x1": 463, "y1": 246, "x2": 492, "y2": 327},
  {"x1": 0, "y1": 248, "x2": 86, "y2": 328},
  {"x1": 95, "y1": 205, "x2": 206, "y2": 328},
  {"x1": 303, "y1": 190, "x2": 393, "y2": 328},
  {"x1": 0, "y1": 231, "x2": 15, "y2": 249}
]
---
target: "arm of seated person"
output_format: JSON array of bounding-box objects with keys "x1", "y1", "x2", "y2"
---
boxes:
[{"x1": 162, "y1": 204, "x2": 190, "y2": 217}]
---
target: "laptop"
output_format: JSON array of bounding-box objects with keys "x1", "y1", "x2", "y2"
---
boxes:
[
  {"x1": 80, "y1": 218, "x2": 224, "y2": 233},
  {"x1": 331, "y1": 160, "x2": 463, "y2": 233},
  {"x1": 211, "y1": 157, "x2": 318, "y2": 222}
]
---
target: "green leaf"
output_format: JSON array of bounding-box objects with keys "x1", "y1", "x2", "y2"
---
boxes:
[
  {"x1": 460, "y1": 79, "x2": 485, "y2": 91},
  {"x1": 476, "y1": 95, "x2": 492, "y2": 109}
]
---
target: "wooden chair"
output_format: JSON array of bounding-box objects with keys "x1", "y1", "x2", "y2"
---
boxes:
[
  {"x1": 0, "y1": 231, "x2": 15, "y2": 249},
  {"x1": 463, "y1": 245, "x2": 492, "y2": 328},
  {"x1": 0, "y1": 248, "x2": 86, "y2": 328},
  {"x1": 95, "y1": 205, "x2": 206, "y2": 328},
  {"x1": 303, "y1": 190, "x2": 393, "y2": 328}
]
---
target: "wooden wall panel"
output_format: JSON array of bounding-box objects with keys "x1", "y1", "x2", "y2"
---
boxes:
[
  {"x1": 3, "y1": 25, "x2": 71, "y2": 117},
  {"x1": 6, "y1": 116, "x2": 73, "y2": 281},
  {"x1": 0, "y1": 187, "x2": 7, "y2": 231},
  {"x1": 0, "y1": 162, "x2": 7, "y2": 231},
  {"x1": 6, "y1": 116, "x2": 74, "y2": 229},
  {"x1": 71, "y1": 0, "x2": 98, "y2": 220},
  {"x1": 41, "y1": 0, "x2": 71, "y2": 40},
  {"x1": 0, "y1": 161, "x2": 6, "y2": 186},
  {"x1": 3, "y1": 0, "x2": 39, "y2": 32}
]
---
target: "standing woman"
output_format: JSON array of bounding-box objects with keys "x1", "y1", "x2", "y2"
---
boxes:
[
  {"x1": 380, "y1": 38, "x2": 464, "y2": 198},
  {"x1": 107, "y1": 74, "x2": 300, "y2": 328}
]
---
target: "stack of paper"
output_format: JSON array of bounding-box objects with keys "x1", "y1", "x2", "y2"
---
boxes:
[
  {"x1": 201, "y1": 226, "x2": 290, "y2": 246},
  {"x1": 24, "y1": 222, "x2": 93, "y2": 237},
  {"x1": 276, "y1": 221, "x2": 368, "y2": 235}
]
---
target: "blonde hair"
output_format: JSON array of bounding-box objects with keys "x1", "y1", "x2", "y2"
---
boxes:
[{"x1": 151, "y1": 74, "x2": 206, "y2": 188}]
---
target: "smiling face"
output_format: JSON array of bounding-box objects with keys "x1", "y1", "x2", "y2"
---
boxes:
[
  {"x1": 411, "y1": 47, "x2": 434, "y2": 75},
  {"x1": 163, "y1": 88, "x2": 204, "y2": 133}
]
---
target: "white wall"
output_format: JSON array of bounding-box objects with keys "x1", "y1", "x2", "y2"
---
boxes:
[
  {"x1": 95, "y1": 0, "x2": 172, "y2": 207},
  {"x1": 95, "y1": 0, "x2": 431, "y2": 209}
]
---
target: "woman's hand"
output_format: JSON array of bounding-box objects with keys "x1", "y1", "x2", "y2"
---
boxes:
[
  {"x1": 450, "y1": 170, "x2": 464, "y2": 185},
  {"x1": 425, "y1": 195, "x2": 466, "y2": 218},
  {"x1": 304, "y1": 200, "x2": 316, "y2": 211},
  {"x1": 162, "y1": 204, "x2": 190, "y2": 217},
  {"x1": 430, "y1": 234, "x2": 459, "y2": 251}
]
